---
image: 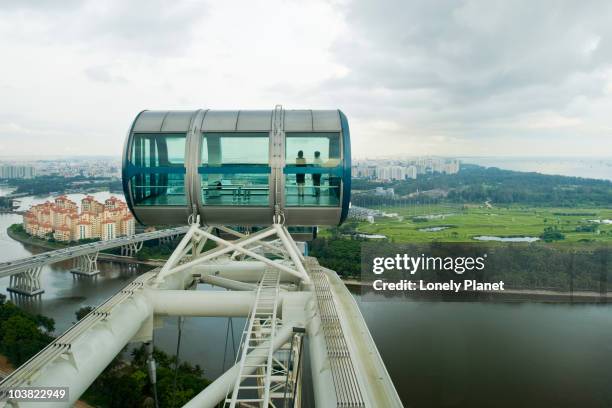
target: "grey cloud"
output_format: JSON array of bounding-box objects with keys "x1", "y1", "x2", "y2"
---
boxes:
[
  {"x1": 84, "y1": 65, "x2": 128, "y2": 83},
  {"x1": 1, "y1": 0, "x2": 208, "y2": 56},
  {"x1": 329, "y1": 0, "x2": 612, "y2": 122}
]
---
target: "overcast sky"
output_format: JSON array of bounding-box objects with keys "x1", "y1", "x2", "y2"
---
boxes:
[{"x1": 1, "y1": 0, "x2": 612, "y2": 158}]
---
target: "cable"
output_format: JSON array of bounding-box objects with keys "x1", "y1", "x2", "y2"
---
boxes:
[
  {"x1": 222, "y1": 317, "x2": 237, "y2": 373},
  {"x1": 221, "y1": 317, "x2": 230, "y2": 372},
  {"x1": 173, "y1": 316, "x2": 184, "y2": 394},
  {"x1": 146, "y1": 341, "x2": 159, "y2": 408}
]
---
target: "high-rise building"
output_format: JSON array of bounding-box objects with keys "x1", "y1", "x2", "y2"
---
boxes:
[
  {"x1": 23, "y1": 195, "x2": 135, "y2": 242},
  {"x1": 0, "y1": 165, "x2": 36, "y2": 179}
]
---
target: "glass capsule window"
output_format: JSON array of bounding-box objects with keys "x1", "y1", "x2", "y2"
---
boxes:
[
  {"x1": 128, "y1": 133, "x2": 187, "y2": 206},
  {"x1": 284, "y1": 132, "x2": 342, "y2": 207},
  {"x1": 200, "y1": 133, "x2": 270, "y2": 206}
]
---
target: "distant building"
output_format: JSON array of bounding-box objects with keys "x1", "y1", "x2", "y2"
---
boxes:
[
  {"x1": 0, "y1": 165, "x2": 36, "y2": 179},
  {"x1": 23, "y1": 195, "x2": 135, "y2": 242},
  {"x1": 375, "y1": 187, "x2": 395, "y2": 197},
  {"x1": 406, "y1": 165, "x2": 417, "y2": 179}
]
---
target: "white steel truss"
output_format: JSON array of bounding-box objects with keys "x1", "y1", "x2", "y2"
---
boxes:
[
  {"x1": 0, "y1": 217, "x2": 404, "y2": 408},
  {"x1": 154, "y1": 219, "x2": 310, "y2": 285}
]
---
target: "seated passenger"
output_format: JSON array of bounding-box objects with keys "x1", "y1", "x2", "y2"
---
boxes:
[{"x1": 296, "y1": 150, "x2": 306, "y2": 198}]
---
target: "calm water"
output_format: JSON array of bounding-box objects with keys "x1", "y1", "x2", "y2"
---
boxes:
[
  {"x1": 3, "y1": 187, "x2": 612, "y2": 406},
  {"x1": 462, "y1": 156, "x2": 612, "y2": 181}
]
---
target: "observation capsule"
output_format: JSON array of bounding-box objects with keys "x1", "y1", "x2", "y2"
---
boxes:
[{"x1": 122, "y1": 108, "x2": 351, "y2": 226}]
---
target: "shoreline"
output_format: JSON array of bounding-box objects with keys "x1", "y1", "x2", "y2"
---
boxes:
[{"x1": 6, "y1": 226, "x2": 164, "y2": 267}]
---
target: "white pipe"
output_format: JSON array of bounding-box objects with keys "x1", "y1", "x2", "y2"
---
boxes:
[
  {"x1": 283, "y1": 225, "x2": 305, "y2": 262},
  {"x1": 200, "y1": 274, "x2": 257, "y2": 291},
  {"x1": 11, "y1": 293, "x2": 152, "y2": 408},
  {"x1": 156, "y1": 224, "x2": 198, "y2": 281},
  {"x1": 150, "y1": 290, "x2": 257, "y2": 317},
  {"x1": 195, "y1": 261, "x2": 266, "y2": 274},
  {"x1": 193, "y1": 262, "x2": 300, "y2": 283},
  {"x1": 183, "y1": 322, "x2": 299, "y2": 408},
  {"x1": 274, "y1": 224, "x2": 310, "y2": 283}
]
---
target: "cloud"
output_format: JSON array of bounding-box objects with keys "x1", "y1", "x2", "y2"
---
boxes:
[
  {"x1": 321, "y1": 0, "x2": 612, "y2": 155},
  {"x1": 0, "y1": 0, "x2": 611, "y2": 157}
]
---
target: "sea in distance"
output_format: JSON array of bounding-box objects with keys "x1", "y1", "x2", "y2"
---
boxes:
[{"x1": 460, "y1": 156, "x2": 612, "y2": 181}]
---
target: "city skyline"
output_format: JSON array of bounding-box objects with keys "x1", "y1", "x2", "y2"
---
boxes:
[{"x1": 1, "y1": 1, "x2": 612, "y2": 158}]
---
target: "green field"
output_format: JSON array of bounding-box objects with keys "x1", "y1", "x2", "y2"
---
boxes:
[{"x1": 342, "y1": 204, "x2": 612, "y2": 244}]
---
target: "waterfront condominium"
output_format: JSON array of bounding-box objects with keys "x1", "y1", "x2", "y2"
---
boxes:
[{"x1": 23, "y1": 195, "x2": 135, "y2": 242}]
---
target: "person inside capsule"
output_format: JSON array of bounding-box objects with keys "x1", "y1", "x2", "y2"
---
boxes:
[
  {"x1": 296, "y1": 150, "x2": 306, "y2": 199},
  {"x1": 313, "y1": 150, "x2": 322, "y2": 198}
]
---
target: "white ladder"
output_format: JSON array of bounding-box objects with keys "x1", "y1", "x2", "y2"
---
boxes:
[{"x1": 226, "y1": 270, "x2": 281, "y2": 407}]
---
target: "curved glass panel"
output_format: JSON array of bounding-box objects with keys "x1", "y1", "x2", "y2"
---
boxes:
[
  {"x1": 128, "y1": 133, "x2": 186, "y2": 206},
  {"x1": 200, "y1": 133, "x2": 270, "y2": 206},
  {"x1": 285, "y1": 132, "x2": 342, "y2": 207}
]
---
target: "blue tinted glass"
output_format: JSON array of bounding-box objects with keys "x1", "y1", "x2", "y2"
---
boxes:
[
  {"x1": 285, "y1": 132, "x2": 342, "y2": 207},
  {"x1": 130, "y1": 133, "x2": 186, "y2": 206},
  {"x1": 202, "y1": 133, "x2": 269, "y2": 165},
  {"x1": 201, "y1": 173, "x2": 269, "y2": 206}
]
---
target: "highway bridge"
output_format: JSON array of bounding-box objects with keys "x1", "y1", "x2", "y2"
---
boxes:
[{"x1": 0, "y1": 226, "x2": 187, "y2": 296}]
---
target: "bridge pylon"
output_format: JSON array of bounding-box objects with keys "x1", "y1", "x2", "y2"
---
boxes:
[
  {"x1": 120, "y1": 241, "x2": 144, "y2": 257},
  {"x1": 70, "y1": 252, "x2": 100, "y2": 276},
  {"x1": 7, "y1": 266, "x2": 44, "y2": 297}
]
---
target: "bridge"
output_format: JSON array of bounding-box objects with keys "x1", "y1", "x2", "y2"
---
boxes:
[
  {"x1": 0, "y1": 226, "x2": 188, "y2": 296},
  {"x1": 0, "y1": 220, "x2": 402, "y2": 407}
]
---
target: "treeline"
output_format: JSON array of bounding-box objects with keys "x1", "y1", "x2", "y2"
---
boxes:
[
  {"x1": 311, "y1": 237, "x2": 612, "y2": 292},
  {"x1": 353, "y1": 164, "x2": 612, "y2": 207},
  {"x1": 7, "y1": 175, "x2": 122, "y2": 195},
  {"x1": 0, "y1": 294, "x2": 54, "y2": 366},
  {"x1": 309, "y1": 237, "x2": 364, "y2": 278}
]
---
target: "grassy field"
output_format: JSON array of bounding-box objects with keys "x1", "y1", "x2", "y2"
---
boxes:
[{"x1": 342, "y1": 204, "x2": 612, "y2": 244}]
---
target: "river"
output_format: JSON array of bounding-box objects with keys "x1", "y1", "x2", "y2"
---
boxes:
[{"x1": 2, "y1": 188, "x2": 612, "y2": 407}]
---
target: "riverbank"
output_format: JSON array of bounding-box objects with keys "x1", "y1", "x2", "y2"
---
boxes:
[
  {"x1": 342, "y1": 278, "x2": 612, "y2": 302},
  {"x1": 6, "y1": 224, "x2": 165, "y2": 267}
]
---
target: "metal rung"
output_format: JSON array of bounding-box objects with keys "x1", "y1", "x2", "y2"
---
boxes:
[
  {"x1": 225, "y1": 269, "x2": 282, "y2": 408},
  {"x1": 226, "y1": 399, "x2": 263, "y2": 403}
]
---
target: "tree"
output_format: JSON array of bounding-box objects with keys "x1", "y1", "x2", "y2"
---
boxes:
[
  {"x1": 75, "y1": 306, "x2": 94, "y2": 321},
  {"x1": 540, "y1": 226, "x2": 565, "y2": 242},
  {"x1": 0, "y1": 315, "x2": 53, "y2": 366}
]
